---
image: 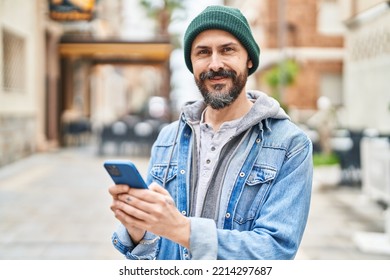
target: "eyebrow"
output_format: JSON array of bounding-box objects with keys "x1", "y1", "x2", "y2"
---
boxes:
[
  {"x1": 193, "y1": 42, "x2": 239, "y2": 51},
  {"x1": 220, "y1": 42, "x2": 239, "y2": 48}
]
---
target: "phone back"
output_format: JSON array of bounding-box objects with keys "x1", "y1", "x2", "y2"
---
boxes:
[{"x1": 104, "y1": 160, "x2": 148, "y2": 189}]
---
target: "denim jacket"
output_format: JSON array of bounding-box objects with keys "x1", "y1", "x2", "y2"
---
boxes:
[{"x1": 112, "y1": 91, "x2": 313, "y2": 260}]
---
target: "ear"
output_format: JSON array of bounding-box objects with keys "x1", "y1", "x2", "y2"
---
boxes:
[{"x1": 247, "y1": 59, "x2": 253, "y2": 69}]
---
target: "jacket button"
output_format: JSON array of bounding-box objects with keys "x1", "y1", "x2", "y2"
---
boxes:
[
  {"x1": 239, "y1": 172, "x2": 245, "y2": 177},
  {"x1": 181, "y1": 210, "x2": 187, "y2": 215},
  {"x1": 180, "y1": 169, "x2": 185, "y2": 174},
  {"x1": 256, "y1": 138, "x2": 261, "y2": 143},
  {"x1": 113, "y1": 239, "x2": 118, "y2": 244},
  {"x1": 225, "y1": 213, "x2": 231, "y2": 219}
]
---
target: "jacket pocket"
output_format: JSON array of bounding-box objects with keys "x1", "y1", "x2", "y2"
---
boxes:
[
  {"x1": 234, "y1": 165, "x2": 276, "y2": 226},
  {"x1": 150, "y1": 164, "x2": 178, "y2": 185}
]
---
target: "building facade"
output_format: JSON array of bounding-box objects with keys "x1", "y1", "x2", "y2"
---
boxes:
[
  {"x1": 0, "y1": 0, "x2": 48, "y2": 166},
  {"x1": 227, "y1": 0, "x2": 389, "y2": 134},
  {"x1": 341, "y1": 0, "x2": 390, "y2": 134},
  {"x1": 0, "y1": 0, "x2": 173, "y2": 166},
  {"x1": 227, "y1": 0, "x2": 345, "y2": 121}
]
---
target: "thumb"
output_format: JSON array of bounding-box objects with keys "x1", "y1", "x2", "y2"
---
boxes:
[{"x1": 149, "y1": 182, "x2": 169, "y2": 195}]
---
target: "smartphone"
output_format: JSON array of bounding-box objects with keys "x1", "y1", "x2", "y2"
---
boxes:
[{"x1": 103, "y1": 160, "x2": 148, "y2": 189}]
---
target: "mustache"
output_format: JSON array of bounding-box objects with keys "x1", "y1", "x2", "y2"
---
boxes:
[{"x1": 199, "y1": 69, "x2": 236, "y2": 81}]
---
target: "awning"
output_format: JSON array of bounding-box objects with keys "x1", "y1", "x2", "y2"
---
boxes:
[{"x1": 58, "y1": 37, "x2": 172, "y2": 64}]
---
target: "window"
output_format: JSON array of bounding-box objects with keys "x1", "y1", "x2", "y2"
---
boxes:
[
  {"x1": 317, "y1": 0, "x2": 345, "y2": 35},
  {"x1": 320, "y1": 73, "x2": 343, "y2": 106},
  {"x1": 2, "y1": 28, "x2": 26, "y2": 92}
]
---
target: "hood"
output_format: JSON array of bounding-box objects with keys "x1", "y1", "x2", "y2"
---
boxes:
[
  {"x1": 182, "y1": 90, "x2": 289, "y2": 134},
  {"x1": 238, "y1": 90, "x2": 289, "y2": 134}
]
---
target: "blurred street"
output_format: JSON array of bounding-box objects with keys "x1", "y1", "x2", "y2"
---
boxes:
[
  {"x1": 0, "y1": 145, "x2": 149, "y2": 260},
  {"x1": 0, "y1": 145, "x2": 389, "y2": 260}
]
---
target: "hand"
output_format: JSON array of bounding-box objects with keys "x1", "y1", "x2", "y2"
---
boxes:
[
  {"x1": 112, "y1": 182, "x2": 190, "y2": 249},
  {"x1": 109, "y1": 184, "x2": 146, "y2": 244}
]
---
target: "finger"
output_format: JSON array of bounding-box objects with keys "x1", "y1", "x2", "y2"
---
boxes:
[
  {"x1": 110, "y1": 198, "x2": 127, "y2": 213},
  {"x1": 117, "y1": 194, "x2": 134, "y2": 204},
  {"x1": 118, "y1": 193, "x2": 160, "y2": 217},
  {"x1": 128, "y1": 187, "x2": 162, "y2": 204},
  {"x1": 148, "y1": 183, "x2": 175, "y2": 206},
  {"x1": 114, "y1": 200, "x2": 151, "y2": 222},
  {"x1": 128, "y1": 190, "x2": 175, "y2": 210},
  {"x1": 108, "y1": 184, "x2": 130, "y2": 196},
  {"x1": 114, "y1": 209, "x2": 142, "y2": 228},
  {"x1": 115, "y1": 209, "x2": 152, "y2": 233}
]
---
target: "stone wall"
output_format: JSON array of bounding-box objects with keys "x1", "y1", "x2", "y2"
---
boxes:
[{"x1": 0, "y1": 115, "x2": 36, "y2": 167}]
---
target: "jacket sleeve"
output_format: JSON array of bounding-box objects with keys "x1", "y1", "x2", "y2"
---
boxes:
[
  {"x1": 188, "y1": 217, "x2": 218, "y2": 259},
  {"x1": 112, "y1": 223, "x2": 160, "y2": 260}
]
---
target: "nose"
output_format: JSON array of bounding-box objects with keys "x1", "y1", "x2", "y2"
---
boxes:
[{"x1": 208, "y1": 53, "x2": 224, "y2": 72}]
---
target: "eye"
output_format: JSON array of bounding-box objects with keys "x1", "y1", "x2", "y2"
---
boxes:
[
  {"x1": 197, "y1": 49, "x2": 210, "y2": 55},
  {"x1": 222, "y1": 47, "x2": 234, "y2": 53}
]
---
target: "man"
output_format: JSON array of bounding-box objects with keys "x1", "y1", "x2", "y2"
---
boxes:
[{"x1": 109, "y1": 5, "x2": 313, "y2": 260}]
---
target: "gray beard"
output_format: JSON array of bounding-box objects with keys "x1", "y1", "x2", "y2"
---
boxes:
[{"x1": 195, "y1": 70, "x2": 247, "y2": 110}]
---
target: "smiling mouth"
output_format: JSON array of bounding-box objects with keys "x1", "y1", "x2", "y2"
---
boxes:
[{"x1": 208, "y1": 76, "x2": 229, "y2": 83}]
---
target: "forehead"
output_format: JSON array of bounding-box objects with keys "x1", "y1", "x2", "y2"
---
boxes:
[{"x1": 192, "y1": 29, "x2": 241, "y2": 48}]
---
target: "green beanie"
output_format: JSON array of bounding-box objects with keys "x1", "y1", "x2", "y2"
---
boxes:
[{"x1": 183, "y1": 5, "x2": 260, "y2": 76}]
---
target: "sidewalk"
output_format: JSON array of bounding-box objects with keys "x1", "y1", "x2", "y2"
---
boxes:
[
  {"x1": 0, "y1": 146, "x2": 389, "y2": 259},
  {"x1": 0, "y1": 146, "x2": 149, "y2": 260},
  {"x1": 297, "y1": 166, "x2": 389, "y2": 259}
]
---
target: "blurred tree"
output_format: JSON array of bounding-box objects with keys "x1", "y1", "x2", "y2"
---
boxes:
[
  {"x1": 263, "y1": 59, "x2": 299, "y2": 111},
  {"x1": 140, "y1": 0, "x2": 186, "y2": 40}
]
